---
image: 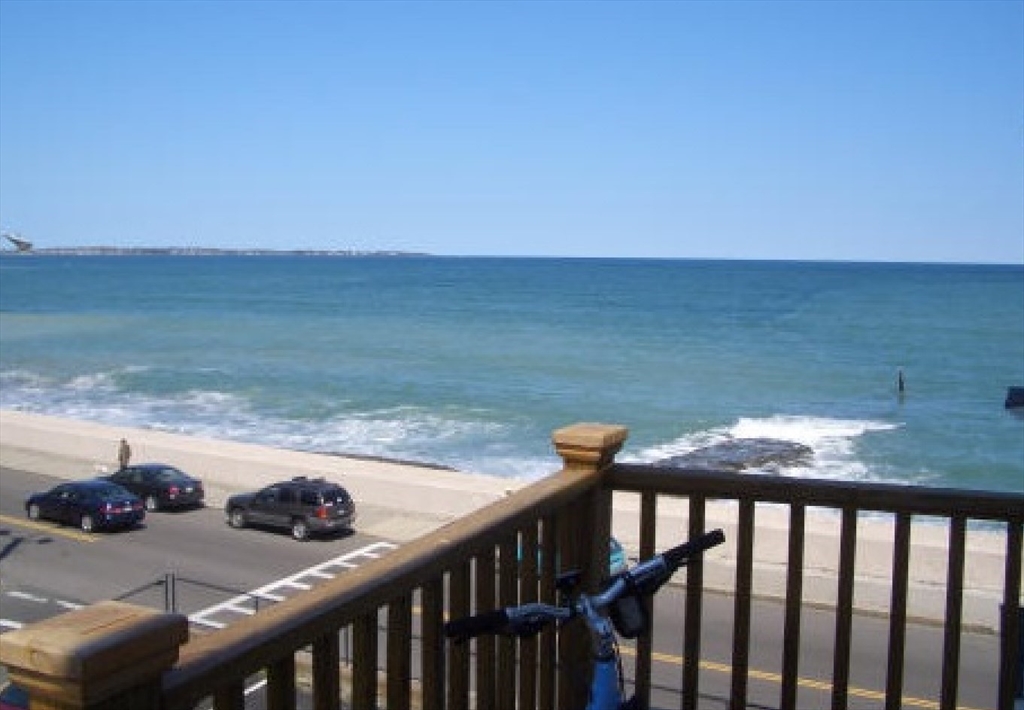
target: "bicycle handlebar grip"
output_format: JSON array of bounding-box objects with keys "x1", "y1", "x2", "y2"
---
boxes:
[
  {"x1": 662, "y1": 529, "x2": 725, "y2": 568},
  {"x1": 444, "y1": 608, "x2": 509, "y2": 642}
]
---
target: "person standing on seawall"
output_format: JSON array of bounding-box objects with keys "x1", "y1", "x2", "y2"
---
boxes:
[{"x1": 117, "y1": 438, "x2": 132, "y2": 470}]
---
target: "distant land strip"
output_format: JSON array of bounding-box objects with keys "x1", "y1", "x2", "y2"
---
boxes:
[{"x1": 0, "y1": 246, "x2": 430, "y2": 257}]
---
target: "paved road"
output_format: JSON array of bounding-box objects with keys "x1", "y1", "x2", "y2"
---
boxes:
[
  {"x1": 0, "y1": 466, "x2": 1005, "y2": 709},
  {"x1": 636, "y1": 582, "x2": 1000, "y2": 709},
  {"x1": 0, "y1": 467, "x2": 397, "y2": 629}
]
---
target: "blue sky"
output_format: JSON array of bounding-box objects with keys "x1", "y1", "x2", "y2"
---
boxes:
[{"x1": 1, "y1": 0, "x2": 1021, "y2": 263}]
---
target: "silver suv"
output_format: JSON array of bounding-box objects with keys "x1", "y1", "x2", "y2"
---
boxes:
[{"x1": 225, "y1": 476, "x2": 356, "y2": 541}]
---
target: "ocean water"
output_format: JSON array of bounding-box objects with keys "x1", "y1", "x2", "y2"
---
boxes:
[{"x1": 1, "y1": 255, "x2": 1022, "y2": 494}]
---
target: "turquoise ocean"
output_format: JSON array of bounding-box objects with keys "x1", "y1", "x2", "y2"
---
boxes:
[{"x1": 1, "y1": 255, "x2": 1022, "y2": 494}]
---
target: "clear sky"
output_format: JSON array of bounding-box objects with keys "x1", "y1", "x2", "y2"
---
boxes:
[{"x1": 1, "y1": 0, "x2": 1022, "y2": 263}]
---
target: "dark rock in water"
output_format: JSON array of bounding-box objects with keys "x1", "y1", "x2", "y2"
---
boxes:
[
  {"x1": 1006, "y1": 386, "x2": 1024, "y2": 409},
  {"x1": 656, "y1": 438, "x2": 814, "y2": 473}
]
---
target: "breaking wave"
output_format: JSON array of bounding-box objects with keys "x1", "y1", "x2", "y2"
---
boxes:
[{"x1": 629, "y1": 415, "x2": 908, "y2": 483}]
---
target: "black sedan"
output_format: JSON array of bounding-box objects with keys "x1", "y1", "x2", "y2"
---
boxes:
[
  {"x1": 25, "y1": 480, "x2": 145, "y2": 533},
  {"x1": 105, "y1": 464, "x2": 205, "y2": 511}
]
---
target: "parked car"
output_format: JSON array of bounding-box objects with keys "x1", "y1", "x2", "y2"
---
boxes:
[
  {"x1": 25, "y1": 480, "x2": 145, "y2": 533},
  {"x1": 225, "y1": 476, "x2": 356, "y2": 541},
  {"x1": 105, "y1": 464, "x2": 204, "y2": 511}
]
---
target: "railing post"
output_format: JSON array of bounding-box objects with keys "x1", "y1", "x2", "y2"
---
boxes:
[
  {"x1": 0, "y1": 600, "x2": 188, "y2": 710},
  {"x1": 552, "y1": 422, "x2": 628, "y2": 475},
  {"x1": 552, "y1": 422, "x2": 628, "y2": 587},
  {"x1": 552, "y1": 423, "x2": 628, "y2": 710}
]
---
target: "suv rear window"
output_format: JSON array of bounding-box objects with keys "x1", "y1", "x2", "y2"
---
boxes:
[{"x1": 321, "y1": 488, "x2": 350, "y2": 505}]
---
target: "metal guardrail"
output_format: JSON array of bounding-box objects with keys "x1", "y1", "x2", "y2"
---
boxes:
[
  {"x1": 114, "y1": 542, "x2": 400, "y2": 632},
  {"x1": 114, "y1": 572, "x2": 261, "y2": 617}
]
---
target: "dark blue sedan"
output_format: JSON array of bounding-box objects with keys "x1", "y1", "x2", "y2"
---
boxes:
[
  {"x1": 105, "y1": 464, "x2": 204, "y2": 511},
  {"x1": 25, "y1": 480, "x2": 145, "y2": 533}
]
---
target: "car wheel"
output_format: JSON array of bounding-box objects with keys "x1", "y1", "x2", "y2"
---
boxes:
[
  {"x1": 291, "y1": 519, "x2": 309, "y2": 541},
  {"x1": 145, "y1": 495, "x2": 159, "y2": 512},
  {"x1": 80, "y1": 514, "x2": 95, "y2": 533},
  {"x1": 228, "y1": 509, "x2": 247, "y2": 529},
  {"x1": 27, "y1": 503, "x2": 40, "y2": 520}
]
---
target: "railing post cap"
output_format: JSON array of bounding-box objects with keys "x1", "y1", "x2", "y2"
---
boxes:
[
  {"x1": 0, "y1": 600, "x2": 188, "y2": 707},
  {"x1": 552, "y1": 423, "x2": 629, "y2": 469}
]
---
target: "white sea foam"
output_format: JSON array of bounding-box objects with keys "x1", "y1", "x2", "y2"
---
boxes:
[
  {"x1": 0, "y1": 369, "x2": 49, "y2": 391},
  {"x1": 0, "y1": 372, "x2": 916, "y2": 482},
  {"x1": 67, "y1": 372, "x2": 117, "y2": 391},
  {"x1": 0, "y1": 370, "x2": 941, "y2": 485},
  {"x1": 17, "y1": 387, "x2": 527, "y2": 477},
  {"x1": 630, "y1": 414, "x2": 902, "y2": 483}
]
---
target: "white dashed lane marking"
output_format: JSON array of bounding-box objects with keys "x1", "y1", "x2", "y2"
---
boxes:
[
  {"x1": 0, "y1": 541, "x2": 398, "y2": 633},
  {"x1": 0, "y1": 590, "x2": 83, "y2": 632},
  {"x1": 6, "y1": 590, "x2": 50, "y2": 604},
  {"x1": 188, "y1": 541, "x2": 397, "y2": 630}
]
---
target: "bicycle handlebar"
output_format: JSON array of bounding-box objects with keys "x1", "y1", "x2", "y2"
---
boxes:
[
  {"x1": 444, "y1": 530, "x2": 725, "y2": 643},
  {"x1": 444, "y1": 608, "x2": 509, "y2": 643},
  {"x1": 662, "y1": 528, "x2": 726, "y2": 569},
  {"x1": 445, "y1": 602, "x2": 573, "y2": 643}
]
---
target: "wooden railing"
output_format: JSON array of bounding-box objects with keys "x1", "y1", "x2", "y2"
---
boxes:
[
  {"x1": 1, "y1": 423, "x2": 1022, "y2": 710},
  {"x1": 607, "y1": 463, "x2": 1024, "y2": 710}
]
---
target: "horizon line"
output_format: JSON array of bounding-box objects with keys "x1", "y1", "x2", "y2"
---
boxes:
[{"x1": 1, "y1": 246, "x2": 1021, "y2": 268}]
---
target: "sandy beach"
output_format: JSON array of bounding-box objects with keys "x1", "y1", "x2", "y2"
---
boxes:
[{"x1": 0, "y1": 409, "x2": 1015, "y2": 631}]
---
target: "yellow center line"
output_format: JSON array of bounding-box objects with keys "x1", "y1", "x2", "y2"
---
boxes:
[
  {"x1": 419, "y1": 606, "x2": 984, "y2": 709},
  {"x1": 0, "y1": 513, "x2": 98, "y2": 543},
  {"x1": 619, "y1": 646, "x2": 986, "y2": 710}
]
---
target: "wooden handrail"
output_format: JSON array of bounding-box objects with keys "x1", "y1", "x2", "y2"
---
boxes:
[{"x1": 609, "y1": 463, "x2": 1023, "y2": 521}]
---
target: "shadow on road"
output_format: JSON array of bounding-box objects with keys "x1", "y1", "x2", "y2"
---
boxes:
[{"x1": 0, "y1": 527, "x2": 52, "y2": 562}]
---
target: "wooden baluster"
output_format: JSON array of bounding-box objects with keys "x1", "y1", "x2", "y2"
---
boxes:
[
  {"x1": 386, "y1": 594, "x2": 412, "y2": 710},
  {"x1": 448, "y1": 561, "x2": 472, "y2": 710},
  {"x1": 421, "y1": 579, "x2": 446, "y2": 710},
  {"x1": 940, "y1": 515, "x2": 966, "y2": 710},
  {"x1": 831, "y1": 507, "x2": 858, "y2": 710},
  {"x1": 518, "y1": 524, "x2": 540, "y2": 710},
  {"x1": 266, "y1": 654, "x2": 296, "y2": 710},
  {"x1": 351, "y1": 611, "x2": 378, "y2": 710},
  {"x1": 475, "y1": 547, "x2": 497, "y2": 710},
  {"x1": 779, "y1": 503, "x2": 805, "y2": 710},
  {"x1": 729, "y1": 499, "x2": 755, "y2": 710},
  {"x1": 312, "y1": 633, "x2": 341, "y2": 710},
  {"x1": 681, "y1": 495, "x2": 708, "y2": 710},
  {"x1": 885, "y1": 513, "x2": 912, "y2": 710}
]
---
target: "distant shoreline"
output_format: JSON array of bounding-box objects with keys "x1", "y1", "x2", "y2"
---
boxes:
[
  {"x1": 0, "y1": 247, "x2": 429, "y2": 257},
  {"x1": 2, "y1": 249, "x2": 1021, "y2": 267}
]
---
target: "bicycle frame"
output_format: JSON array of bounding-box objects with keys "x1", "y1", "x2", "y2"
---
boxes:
[{"x1": 578, "y1": 588, "x2": 629, "y2": 710}]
